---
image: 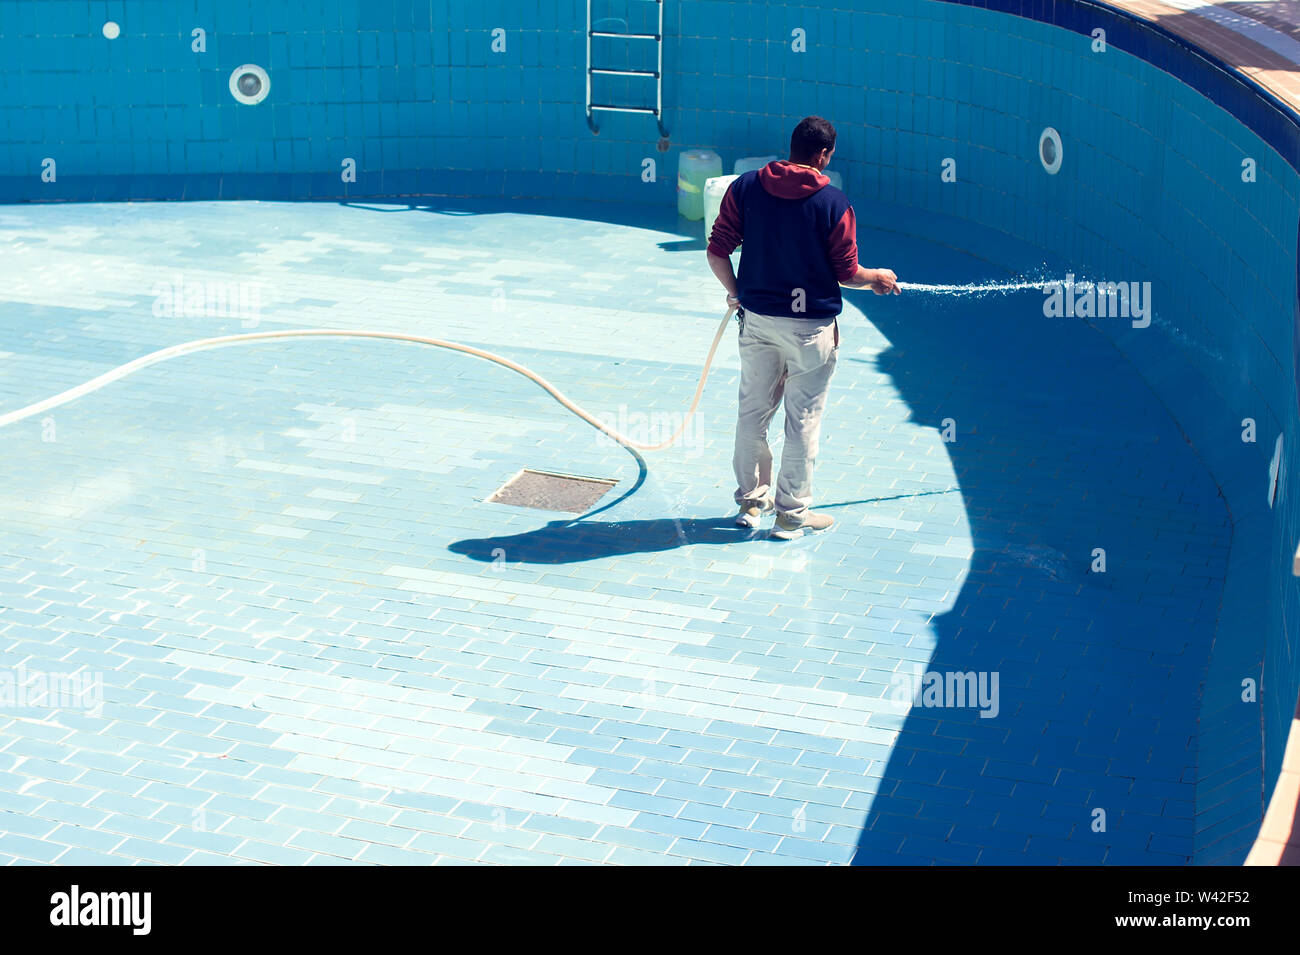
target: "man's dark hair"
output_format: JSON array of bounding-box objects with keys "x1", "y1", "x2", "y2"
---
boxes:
[{"x1": 790, "y1": 116, "x2": 836, "y2": 164}]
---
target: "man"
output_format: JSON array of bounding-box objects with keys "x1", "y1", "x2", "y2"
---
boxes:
[{"x1": 706, "y1": 116, "x2": 900, "y2": 540}]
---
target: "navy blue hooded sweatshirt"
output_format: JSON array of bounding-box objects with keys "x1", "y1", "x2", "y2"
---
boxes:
[{"x1": 706, "y1": 160, "x2": 859, "y2": 319}]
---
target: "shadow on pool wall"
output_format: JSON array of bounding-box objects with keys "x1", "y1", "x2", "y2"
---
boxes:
[
  {"x1": 2, "y1": 0, "x2": 1297, "y2": 862},
  {"x1": 833, "y1": 246, "x2": 1233, "y2": 863}
]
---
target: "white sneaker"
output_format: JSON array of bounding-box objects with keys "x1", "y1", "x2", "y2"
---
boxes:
[{"x1": 735, "y1": 505, "x2": 764, "y2": 528}]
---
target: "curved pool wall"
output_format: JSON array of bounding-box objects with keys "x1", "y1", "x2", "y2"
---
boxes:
[{"x1": 2, "y1": 0, "x2": 1297, "y2": 862}]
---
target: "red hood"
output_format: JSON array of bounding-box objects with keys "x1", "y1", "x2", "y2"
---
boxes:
[{"x1": 758, "y1": 160, "x2": 830, "y2": 199}]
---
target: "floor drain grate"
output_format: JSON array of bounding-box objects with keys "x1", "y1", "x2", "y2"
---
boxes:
[{"x1": 487, "y1": 469, "x2": 617, "y2": 513}]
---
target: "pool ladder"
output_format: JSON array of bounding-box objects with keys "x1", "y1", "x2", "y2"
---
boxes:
[{"x1": 585, "y1": 0, "x2": 668, "y2": 137}]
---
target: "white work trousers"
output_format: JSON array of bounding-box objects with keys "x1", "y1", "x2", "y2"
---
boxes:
[{"x1": 732, "y1": 308, "x2": 839, "y2": 519}]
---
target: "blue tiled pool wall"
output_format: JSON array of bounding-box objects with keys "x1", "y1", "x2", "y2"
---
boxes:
[{"x1": 3, "y1": 0, "x2": 1298, "y2": 861}]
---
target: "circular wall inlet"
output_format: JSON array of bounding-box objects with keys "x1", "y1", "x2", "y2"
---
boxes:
[
  {"x1": 229, "y1": 64, "x2": 270, "y2": 105},
  {"x1": 102, "y1": 21, "x2": 120, "y2": 39},
  {"x1": 1039, "y1": 127, "x2": 1063, "y2": 175}
]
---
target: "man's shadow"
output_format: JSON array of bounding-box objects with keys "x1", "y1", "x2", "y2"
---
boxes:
[
  {"x1": 448, "y1": 490, "x2": 956, "y2": 564},
  {"x1": 449, "y1": 516, "x2": 757, "y2": 564}
]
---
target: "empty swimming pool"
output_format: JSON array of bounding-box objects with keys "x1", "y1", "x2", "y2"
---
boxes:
[{"x1": 0, "y1": 0, "x2": 1296, "y2": 867}]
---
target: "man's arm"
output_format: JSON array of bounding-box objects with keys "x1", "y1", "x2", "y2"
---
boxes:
[
  {"x1": 707, "y1": 251, "x2": 739, "y2": 300},
  {"x1": 842, "y1": 265, "x2": 900, "y2": 295},
  {"x1": 829, "y1": 204, "x2": 900, "y2": 295},
  {"x1": 706, "y1": 182, "x2": 743, "y2": 304}
]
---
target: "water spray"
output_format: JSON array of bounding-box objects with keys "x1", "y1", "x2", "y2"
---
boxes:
[{"x1": 896, "y1": 279, "x2": 1052, "y2": 296}]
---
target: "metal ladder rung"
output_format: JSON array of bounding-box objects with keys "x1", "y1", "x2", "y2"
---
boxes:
[
  {"x1": 590, "y1": 104, "x2": 660, "y2": 116},
  {"x1": 586, "y1": 0, "x2": 667, "y2": 136},
  {"x1": 589, "y1": 68, "x2": 658, "y2": 77}
]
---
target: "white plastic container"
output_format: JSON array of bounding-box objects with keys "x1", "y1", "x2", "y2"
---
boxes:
[
  {"x1": 703, "y1": 174, "x2": 739, "y2": 247},
  {"x1": 677, "y1": 149, "x2": 722, "y2": 220},
  {"x1": 733, "y1": 155, "x2": 778, "y2": 175}
]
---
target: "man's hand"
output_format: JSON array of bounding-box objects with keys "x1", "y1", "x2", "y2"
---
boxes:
[
  {"x1": 867, "y1": 268, "x2": 900, "y2": 295},
  {"x1": 726, "y1": 293, "x2": 741, "y2": 310},
  {"x1": 841, "y1": 265, "x2": 901, "y2": 294}
]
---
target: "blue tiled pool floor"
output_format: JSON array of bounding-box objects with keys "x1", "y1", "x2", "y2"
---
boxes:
[{"x1": 0, "y1": 199, "x2": 1229, "y2": 864}]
